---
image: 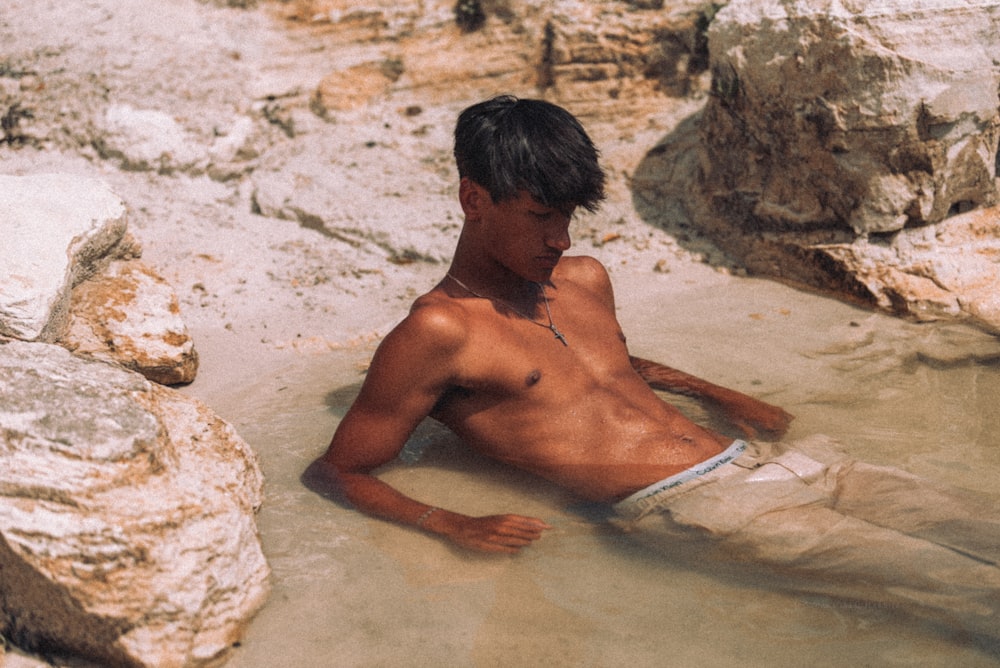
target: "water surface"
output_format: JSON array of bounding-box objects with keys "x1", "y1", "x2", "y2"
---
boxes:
[{"x1": 196, "y1": 270, "x2": 1000, "y2": 667}]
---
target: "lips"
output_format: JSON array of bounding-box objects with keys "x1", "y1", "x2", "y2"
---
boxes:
[{"x1": 537, "y1": 254, "x2": 561, "y2": 269}]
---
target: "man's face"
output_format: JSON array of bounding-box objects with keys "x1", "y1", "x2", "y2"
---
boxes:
[{"x1": 480, "y1": 190, "x2": 574, "y2": 283}]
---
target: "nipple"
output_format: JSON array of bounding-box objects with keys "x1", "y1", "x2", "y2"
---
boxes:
[{"x1": 525, "y1": 369, "x2": 542, "y2": 387}]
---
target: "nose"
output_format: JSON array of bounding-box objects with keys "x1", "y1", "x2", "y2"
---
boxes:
[{"x1": 546, "y1": 219, "x2": 572, "y2": 252}]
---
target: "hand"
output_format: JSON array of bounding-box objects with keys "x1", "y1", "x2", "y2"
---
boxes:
[
  {"x1": 436, "y1": 512, "x2": 552, "y2": 554},
  {"x1": 720, "y1": 393, "x2": 794, "y2": 440}
]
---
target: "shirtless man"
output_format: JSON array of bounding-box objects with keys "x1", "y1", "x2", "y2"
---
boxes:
[
  {"x1": 307, "y1": 97, "x2": 1000, "y2": 640},
  {"x1": 306, "y1": 94, "x2": 793, "y2": 554}
]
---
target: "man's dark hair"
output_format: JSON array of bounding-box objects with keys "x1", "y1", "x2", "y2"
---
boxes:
[{"x1": 454, "y1": 95, "x2": 606, "y2": 213}]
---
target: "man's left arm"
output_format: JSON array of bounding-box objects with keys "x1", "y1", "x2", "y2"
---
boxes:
[
  {"x1": 630, "y1": 355, "x2": 794, "y2": 440},
  {"x1": 568, "y1": 255, "x2": 793, "y2": 439}
]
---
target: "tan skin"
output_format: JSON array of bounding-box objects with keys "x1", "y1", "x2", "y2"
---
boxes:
[{"x1": 307, "y1": 178, "x2": 793, "y2": 554}]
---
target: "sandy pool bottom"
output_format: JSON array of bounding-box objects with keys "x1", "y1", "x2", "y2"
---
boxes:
[{"x1": 184, "y1": 270, "x2": 1000, "y2": 668}]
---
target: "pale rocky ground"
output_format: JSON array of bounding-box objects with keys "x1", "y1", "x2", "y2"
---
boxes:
[
  {"x1": 4, "y1": 1, "x2": 1000, "y2": 666},
  {"x1": 1, "y1": 0, "x2": 723, "y2": 376}
]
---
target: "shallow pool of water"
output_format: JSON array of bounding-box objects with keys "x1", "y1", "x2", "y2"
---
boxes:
[{"x1": 199, "y1": 271, "x2": 1000, "y2": 667}]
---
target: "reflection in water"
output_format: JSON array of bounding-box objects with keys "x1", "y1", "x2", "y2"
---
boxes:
[{"x1": 215, "y1": 283, "x2": 1000, "y2": 667}]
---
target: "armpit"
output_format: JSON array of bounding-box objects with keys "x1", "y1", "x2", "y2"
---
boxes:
[{"x1": 431, "y1": 385, "x2": 471, "y2": 416}]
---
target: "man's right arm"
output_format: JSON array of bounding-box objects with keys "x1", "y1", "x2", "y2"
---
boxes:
[{"x1": 304, "y1": 304, "x2": 550, "y2": 553}]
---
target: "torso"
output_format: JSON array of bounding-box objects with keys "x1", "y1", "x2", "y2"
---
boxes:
[{"x1": 422, "y1": 256, "x2": 728, "y2": 502}]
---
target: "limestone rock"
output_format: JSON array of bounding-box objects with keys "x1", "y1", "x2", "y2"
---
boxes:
[
  {"x1": 206, "y1": 115, "x2": 259, "y2": 181},
  {"x1": 701, "y1": 0, "x2": 1000, "y2": 234},
  {"x1": 641, "y1": 0, "x2": 1000, "y2": 331},
  {"x1": 313, "y1": 61, "x2": 399, "y2": 115},
  {"x1": 817, "y1": 205, "x2": 1000, "y2": 327},
  {"x1": 60, "y1": 259, "x2": 200, "y2": 385},
  {"x1": 1, "y1": 172, "x2": 198, "y2": 381},
  {"x1": 539, "y1": 0, "x2": 716, "y2": 102},
  {"x1": 292, "y1": 0, "x2": 718, "y2": 110},
  {"x1": 262, "y1": 0, "x2": 721, "y2": 258},
  {"x1": 96, "y1": 104, "x2": 206, "y2": 174},
  {"x1": 0, "y1": 340, "x2": 269, "y2": 667},
  {"x1": 0, "y1": 645, "x2": 51, "y2": 668},
  {"x1": 0, "y1": 173, "x2": 128, "y2": 342},
  {"x1": 250, "y1": 136, "x2": 463, "y2": 263}
]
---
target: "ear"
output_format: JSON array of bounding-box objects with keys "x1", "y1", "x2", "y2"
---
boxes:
[{"x1": 459, "y1": 178, "x2": 490, "y2": 222}]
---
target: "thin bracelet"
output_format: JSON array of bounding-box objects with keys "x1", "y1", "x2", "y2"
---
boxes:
[{"x1": 416, "y1": 506, "x2": 440, "y2": 528}]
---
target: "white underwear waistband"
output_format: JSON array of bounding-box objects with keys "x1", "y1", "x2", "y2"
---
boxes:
[{"x1": 613, "y1": 439, "x2": 749, "y2": 511}]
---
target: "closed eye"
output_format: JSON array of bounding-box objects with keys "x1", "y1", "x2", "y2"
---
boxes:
[{"x1": 530, "y1": 205, "x2": 576, "y2": 220}]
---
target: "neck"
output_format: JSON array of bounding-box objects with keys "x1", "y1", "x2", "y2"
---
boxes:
[
  {"x1": 448, "y1": 240, "x2": 544, "y2": 304},
  {"x1": 444, "y1": 268, "x2": 569, "y2": 347},
  {"x1": 445, "y1": 268, "x2": 542, "y2": 310}
]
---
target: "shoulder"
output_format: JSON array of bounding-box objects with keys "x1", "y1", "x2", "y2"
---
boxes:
[
  {"x1": 383, "y1": 290, "x2": 469, "y2": 352},
  {"x1": 554, "y1": 255, "x2": 615, "y2": 306},
  {"x1": 557, "y1": 255, "x2": 612, "y2": 288},
  {"x1": 356, "y1": 291, "x2": 471, "y2": 403}
]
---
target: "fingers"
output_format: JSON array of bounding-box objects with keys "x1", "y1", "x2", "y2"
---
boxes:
[
  {"x1": 497, "y1": 515, "x2": 552, "y2": 535},
  {"x1": 484, "y1": 515, "x2": 550, "y2": 550},
  {"x1": 761, "y1": 408, "x2": 794, "y2": 438},
  {"x1": 475, "y1": 535, "x2": 537, "y2": 554},
  {"x1": 727, "y1": 400, "x2": 794, "y2": 440},
  {"x1": 454, "y1": 514, "x2": 551, "y2": 554},
  {"x1": 732, "y1": 419, "x2": 759, "y2": 440}
]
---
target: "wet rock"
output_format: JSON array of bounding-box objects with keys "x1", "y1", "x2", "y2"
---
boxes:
[
  {"x1": 60, "y1": 259, "x2": 199, "y2": 385},
  {"x1": 0, "y1": 340, "x2": 269, "y2": 667}
]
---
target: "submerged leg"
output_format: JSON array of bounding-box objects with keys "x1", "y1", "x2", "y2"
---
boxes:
[
  {"x1": 832, "y1": 460, "x2": 1000, "y2": 566},
  {"x1": 731, "y1": 498, "x2": 1000, "y2": 639},
  {"x1": 628, "y1": 442, "x2": 1000, "y2": 640}
]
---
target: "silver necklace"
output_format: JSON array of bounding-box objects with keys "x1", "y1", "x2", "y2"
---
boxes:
[{"x1": 446, "y1": 272, "x2": 568, "y2": 346}]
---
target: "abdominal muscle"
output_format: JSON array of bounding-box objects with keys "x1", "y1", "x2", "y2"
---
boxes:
[{"x1": 438, "y1": 379, "x2": 731, "y2": 503}]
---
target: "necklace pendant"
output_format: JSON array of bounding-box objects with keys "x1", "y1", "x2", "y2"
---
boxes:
[{"x1": 550, "y1": 325, "x2": 568, "y2": 346}]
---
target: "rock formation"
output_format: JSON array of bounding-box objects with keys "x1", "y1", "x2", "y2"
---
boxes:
[
  {"x1": 298, "y1": 0, "x2": 717, "y2": 109},
  {"x1": 0, "y1": 340, "x2": 269, "y2": 667},
  {"x1": 260, "y1": 0, "x2": 720, "y2": 260},
  {"x1": 61, "y1": 258, "x2": 199, "y2": 386},
  {"x1": 639, "y1": 0, "x2": 1000, "y2": 331},
  {"x1": 0, "y1": 172, "x2": 252, "y2": 665},
  {"x1": 0, "y1": 173, "x2": 129, "y2": 343},
  {"x1": 1, "y1": 172, "x2": 198, "y2": 384}
]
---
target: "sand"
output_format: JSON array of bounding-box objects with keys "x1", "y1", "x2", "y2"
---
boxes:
[{"x1": 3, "y1": 1, "x2": 1000, "y2": 666}]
